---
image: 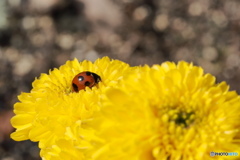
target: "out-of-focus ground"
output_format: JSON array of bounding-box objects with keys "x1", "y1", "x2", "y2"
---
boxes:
[{"x1": 1, "y1": 0, "x2": 240, "y2": 159}]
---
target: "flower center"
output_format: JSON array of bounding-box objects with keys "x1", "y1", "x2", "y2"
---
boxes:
[
  {"x1": 162, "y1": 107, "x2": 195, "y2": 129},
  {"x1": 173, "y1": 111, "x2": 195, "y2": 128}
]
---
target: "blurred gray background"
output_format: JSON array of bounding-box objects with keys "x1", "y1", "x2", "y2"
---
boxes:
[{"x1": 1, "y1": 0, "x2": 240, "y2": 159}]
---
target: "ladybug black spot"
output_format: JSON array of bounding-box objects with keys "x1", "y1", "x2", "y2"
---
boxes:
[
  {"x1": 72, "y1": 83, "x2": 78, "y2": 92},
  {"x1": 78, "y1": 76, "x2": 84, "y2": 81},
  {"x1": 85, "y1": 81, "x2": 91, "y2": 86},
  {"x1": 86, "y1": 72, "x2": 91, "y2": 76}
]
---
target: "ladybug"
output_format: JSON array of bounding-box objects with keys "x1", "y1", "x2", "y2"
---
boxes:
[{"x1": 72, "y1": 71, "x2": 101, "y2": 92}]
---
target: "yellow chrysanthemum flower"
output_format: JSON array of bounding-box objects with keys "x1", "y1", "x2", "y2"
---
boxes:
[
  {"x1": 10, "y1": 57, "x2": 132, "y2": 159},
  {"x1": 89, "y1": 61, "x2": 240, "y2": 160}
]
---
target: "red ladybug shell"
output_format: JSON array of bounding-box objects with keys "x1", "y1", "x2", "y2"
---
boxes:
[{"x1": 72, "y1": 71, "x2": 101, "y2": 92}]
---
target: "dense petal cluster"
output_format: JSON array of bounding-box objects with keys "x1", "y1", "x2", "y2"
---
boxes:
[
  {"x1": 11, "y1": 58, "x2": 240, "y2": 160},
  {"x1": 89, "y1": 61, "x2": 240, "y2": 160},
  {"x1": 11, "y1": 57, "x2": 131, "y2": 159}
]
